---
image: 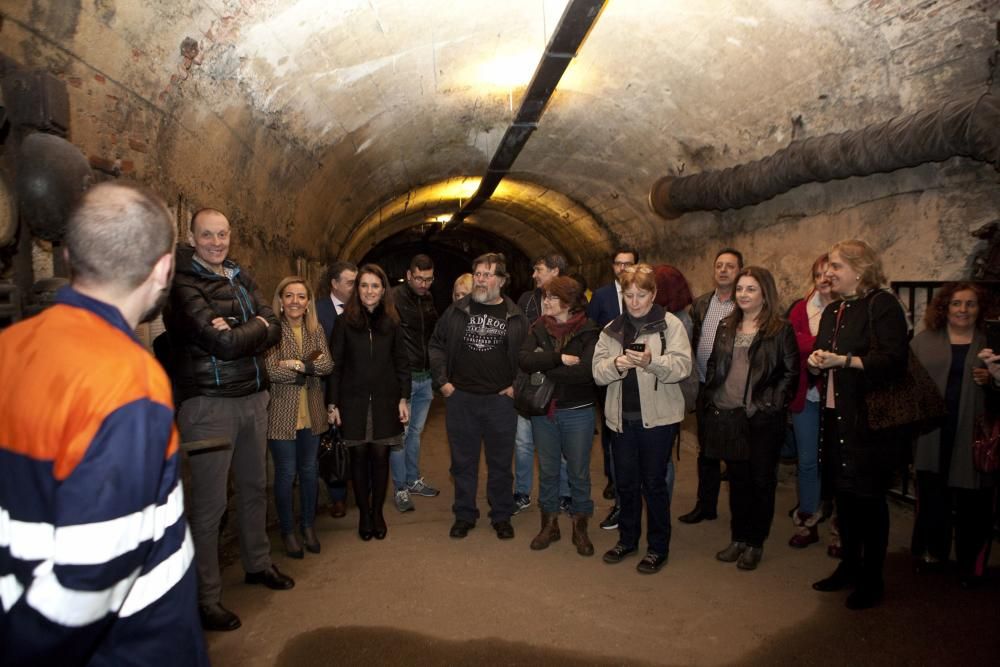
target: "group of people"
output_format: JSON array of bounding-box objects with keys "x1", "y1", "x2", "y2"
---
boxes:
[{"x1": 3, "y1": 183, "x2": 999, "y2": 665}]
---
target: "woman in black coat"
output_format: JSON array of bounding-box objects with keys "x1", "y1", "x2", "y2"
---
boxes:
[
  {"x1": 808, "y1": 239, "x2": 909, "y2": 610},
  {"x1": 326, "y1": 264, "x2": 410, "y2": 540},
  {"x1": 702, "y1": 266, "x2": 798, "y2": 571}
]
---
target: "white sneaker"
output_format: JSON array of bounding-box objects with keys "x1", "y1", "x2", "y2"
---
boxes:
[{"x1": 394, "y1": 488, "x2": 415, "y2": 513}]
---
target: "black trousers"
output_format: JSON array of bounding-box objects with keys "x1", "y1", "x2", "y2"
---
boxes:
[
  {"x1": 837, "y1": 491, "x2": 889, "y2": 591},
  {"x1": 445, "y1": 388, "x2": 517, "y2": 523},
  {"x1": 723, "y1": 412, "x2": 784, "y2": 547},
  {"x1": 912, "y1": 471, "x2": 995, "y2": 578},
  {"x1": 694, "y1": 403, "x2": 722, "y2": 513}
]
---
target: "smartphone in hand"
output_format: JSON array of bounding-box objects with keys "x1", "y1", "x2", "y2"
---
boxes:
[{"x1": 627, "y1": 342, "x2": 646, "y2": 352}]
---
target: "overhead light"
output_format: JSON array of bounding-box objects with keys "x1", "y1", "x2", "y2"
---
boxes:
[
  {"x1": 476, "y1": 51, "x2": 540, "y2": 89},
  {"x1": 427, "y1": 214, "x2": 454, "y2": 225}
]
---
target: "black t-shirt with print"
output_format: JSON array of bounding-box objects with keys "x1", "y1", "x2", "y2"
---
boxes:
[{"x1": 452, "y1": 301, "x2": 512, "y2": 394}]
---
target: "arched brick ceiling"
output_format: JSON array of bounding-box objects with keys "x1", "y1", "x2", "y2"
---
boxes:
[{"x1": 2, "y1": 0, "x2": 995, "y2": 276}]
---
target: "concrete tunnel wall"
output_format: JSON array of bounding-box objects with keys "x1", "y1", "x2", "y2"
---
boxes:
[{"x1": 1, "y1": 0, "x2": 998, "y2": 303}]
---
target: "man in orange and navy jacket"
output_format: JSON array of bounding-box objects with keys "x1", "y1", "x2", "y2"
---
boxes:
[{"x1": 0, "y1": 183, "x2": 208, "y2": 666}]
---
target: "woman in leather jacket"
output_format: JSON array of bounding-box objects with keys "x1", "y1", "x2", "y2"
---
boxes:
[{"x1": 702, "y1": 266, "x2": 798, "y2": 571}]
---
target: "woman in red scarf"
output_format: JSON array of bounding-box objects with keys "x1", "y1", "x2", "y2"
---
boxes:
[{"x1": 518, "y1": 276, "x2": 602, "y2": 556}]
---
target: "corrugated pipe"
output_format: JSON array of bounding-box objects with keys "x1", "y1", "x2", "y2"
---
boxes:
[{"x1": 649, "y1": 92, "x2": 1000, "y2": 219}]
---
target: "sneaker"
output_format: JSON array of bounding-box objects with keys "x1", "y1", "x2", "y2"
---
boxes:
[
  {"x1": 600, "y1": 505, "x2": 620, "y2": 530},
  {"x1": 394, "y1": 488, "x2": 415, "y2": 513},
  {"x1": 559, "y1": 496, "x2": 571, "y2": 514},
  {"x1": 408, "y1": 477, "x2": 440, "y2": 497},
  {"x1": 513, "y1": 493, "x2": 531, "y2": 515}
]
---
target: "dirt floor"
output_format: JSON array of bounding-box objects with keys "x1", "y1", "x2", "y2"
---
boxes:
[{"x1": 205, "y1": 400, "x2": 1000, "y2": 666}]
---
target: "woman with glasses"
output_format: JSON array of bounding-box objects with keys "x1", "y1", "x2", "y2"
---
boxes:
[
  {"x1": 519, "y1": 276, "x2": 601, "y2": 556},
  {"x1": 593, "y1": 263, "x2": 692, "y2": 574},
  {"x1": 265, "y1": 276, "x2": 334, "y2": 558},
  {"x1": 326, "y1": 264, "x2": 410, "y2": 541},
  {"x1": 703, "y1": 267, "x2": 799, "y2": 571}
]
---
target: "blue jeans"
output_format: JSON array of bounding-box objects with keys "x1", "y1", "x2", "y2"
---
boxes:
[
  {"x1": 531, "y1": 407, "x2": 595, "y2": 516},
  {"x1": 613, "y1": 420, "x2": 676, "y2": 555},
  {"x1": 268, "y1": 429, "x2": 320, "y2": 535},
  {"x1": 791, "y1": 399, "x2": 821, "y2": 515},
  {"x1": 391, "y1": 375, "x2": 434, "y2": 489},
  {"x1": 515, "y1": 415, "x2": 570, "y2": 498}
]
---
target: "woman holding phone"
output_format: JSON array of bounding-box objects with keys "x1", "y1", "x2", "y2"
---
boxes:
[{"x1": 593, "y1": 263, "x2": 692, "y2": 574}]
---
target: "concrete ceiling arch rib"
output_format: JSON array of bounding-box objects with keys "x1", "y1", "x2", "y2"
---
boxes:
[{"x1": 336, "y1": 176, "x2": 613, "y2": 269}]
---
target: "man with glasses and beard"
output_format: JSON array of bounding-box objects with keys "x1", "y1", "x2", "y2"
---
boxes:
[
  {"x1": 0, "y1": 183, "x2": 208, "y2": 665},
  {"x1": 429, "y1": 253, "x2": 528, "y2": 540}
]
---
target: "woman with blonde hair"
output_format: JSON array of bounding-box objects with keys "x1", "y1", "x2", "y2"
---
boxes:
[
  {"x1": 593, "y1": 263, "x2": 692, "y2": 574},
  {"x1": 265, "y1": 276, "x2": 334, "y2": 558},
  {"x1": 452, "y1": 273, "x2": 473, "y2": 302},
  {"x1": 808, "y1": 239, "x2": 908, "y2": 609}
]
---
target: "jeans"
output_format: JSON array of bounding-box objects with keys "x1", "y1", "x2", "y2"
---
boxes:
[
  {"x1": 531, "y1": 407, "x2": 595, "y2": 516},
  {"x1": 268, "y1": 429, "x2": 320, "y2": 535},
  {"x1": 446, "y1": 389, "x2": 517, "y2": 522},
  {"x1": 391, "y1": 375, "x2": 434, "y2": 489},
  {"x1": 515, "y1": 414, "x2": 570, "y2": 498},
  {"x1": 790, "y1": 399, "x2": 821, "y2": 515},
  {"x1": 613, "y1": 419, "x2": 676, "y2": 555}
]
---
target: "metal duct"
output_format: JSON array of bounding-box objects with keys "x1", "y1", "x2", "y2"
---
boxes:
[{"x1": 649, "y1": 92, "x2": 1000, "y2": 220}]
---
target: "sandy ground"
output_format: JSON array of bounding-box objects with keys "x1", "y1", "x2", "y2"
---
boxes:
[{"x1": 205, "y1": 400, "x2": 1000, "y2": 666}]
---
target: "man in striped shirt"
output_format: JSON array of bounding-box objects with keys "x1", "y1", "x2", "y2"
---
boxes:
[
  {"x1": 0, "y1": 183, "x2": 208, "y2": 666},
  {"x1": 678, "y1": 248, "x2": 743, "y2": 525}
]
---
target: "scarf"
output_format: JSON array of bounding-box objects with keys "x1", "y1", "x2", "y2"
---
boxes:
[{"x1": 541, "y1": 311, "x2": 588, "y2": 351}]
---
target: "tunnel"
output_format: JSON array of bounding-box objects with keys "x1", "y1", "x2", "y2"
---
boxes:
[{"x1": 1, "y1": 2, "x2": 1000, "y2": 665}]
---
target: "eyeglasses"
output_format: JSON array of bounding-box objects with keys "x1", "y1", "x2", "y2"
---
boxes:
[
  {"x1": 542, "y1": 294, "x2": 560, "y2": 302},
  {"x1": 411, "y1": 276, "x2": 434, "y2": 285},
  {"x1": 621, "y1": 265, "x2": 653, "y2": 274},
  {"x1": 473, "y1": 271, "x2": 499, "y2": 280},
  {"x1": 613, "y1": 261, "x2": 635, "y2": 269}
]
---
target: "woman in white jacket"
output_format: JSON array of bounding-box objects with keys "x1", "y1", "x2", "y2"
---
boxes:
[{"x1": 593, "y1": 263, "x2": 692, "y2": 574}]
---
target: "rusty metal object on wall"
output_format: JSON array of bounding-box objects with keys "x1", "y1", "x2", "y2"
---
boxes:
[
  {"x1": 649, "y1": 92, "x2": 1000, "y2": 219},
  {"x1": 15, "y1": 132, "x2": 92, "y2": 241}
]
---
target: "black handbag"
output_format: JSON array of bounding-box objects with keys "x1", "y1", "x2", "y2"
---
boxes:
[
  {"x1": 513, "y1": 370, "x2": 556, "y2": 416},
  {"x1": 317, "y1": 427, "x2": 349, "y2": 484}
]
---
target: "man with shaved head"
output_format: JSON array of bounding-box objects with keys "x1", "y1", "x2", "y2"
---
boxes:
[{"x1": 0, "y1": 182, "x2": 208, "y2": 665}]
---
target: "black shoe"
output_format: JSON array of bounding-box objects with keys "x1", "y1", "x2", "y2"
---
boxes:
[
  {"x1": 678, "y1": 507, "x2": 718, "y2": 524},
  {"x1": 600, "y1": 505, "x2": 621, "y2": 530},
  {"x1": 301, "y1": 527, "x2": 320, "y2": 554},
  {"x1": 737, "y1": 545, "x2": 763, "y2": 571},
  {"x1": 812, "y1": 564, "x2": 855, "y2": 592},
  {"x1": 199, "y1": 603, "x2": 241, "y2": 632},
  {"x1": 602, "y1": 481, "x2": 615, "y2": 500},
  {"x1": 716, "y1": 541, "x2": 747, "y2": 563},
  {"x1": 602, "y1": 543, "x2": 638, "y2": 564},
  {"x1": 244, "y1": 565, "x2": 295, "y2": 590},
  {"x1": 636, "y1": 551, "x2": 668, "y2": 574},
  {"x1": 281, "y1": 533, "x2": 304, "y2": 559},
  {"x1": 449, "y1": 519, "x2": 476, "y2": 538},
  {"x1": 373, "y1": 513, "x2": 387, "y2": 540},
  {"x1": 492, "y1": 520, "x2": 515, "y2": 539},
  {"x1": 359, "y1": 511, "x2": 374, "y2": 541},
  {"x1": 845, "y1": 586, "x2": 883, "y2": 610}
]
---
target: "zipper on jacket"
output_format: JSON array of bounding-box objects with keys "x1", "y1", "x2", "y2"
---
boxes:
[{"x1": 211, "y1": 355, "x2": 221, "y2": 386}]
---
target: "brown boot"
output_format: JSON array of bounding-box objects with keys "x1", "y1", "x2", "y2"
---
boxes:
[
  {"x1": 530, "y1": 512, "x2": 561, "y2": 550},
  {"x1": 572, "y1": 515, "x2": 594, "y2": 557}
]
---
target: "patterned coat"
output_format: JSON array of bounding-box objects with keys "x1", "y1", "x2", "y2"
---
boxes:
[{"x1": 264, "y1": 320, "x2": 334, "y2": 440}]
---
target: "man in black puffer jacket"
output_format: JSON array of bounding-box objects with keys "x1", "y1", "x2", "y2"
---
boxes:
[{"x1": 163, "y1": 208, "x2": 289, "y2": 634}]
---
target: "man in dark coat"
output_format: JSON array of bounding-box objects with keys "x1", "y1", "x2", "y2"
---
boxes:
[
  {"x1": 164, "y1": 208, "x2": 291, "y2": 632},
  {"x1": 315, "y1": 260, "x2": 357, "y2": 517}
]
